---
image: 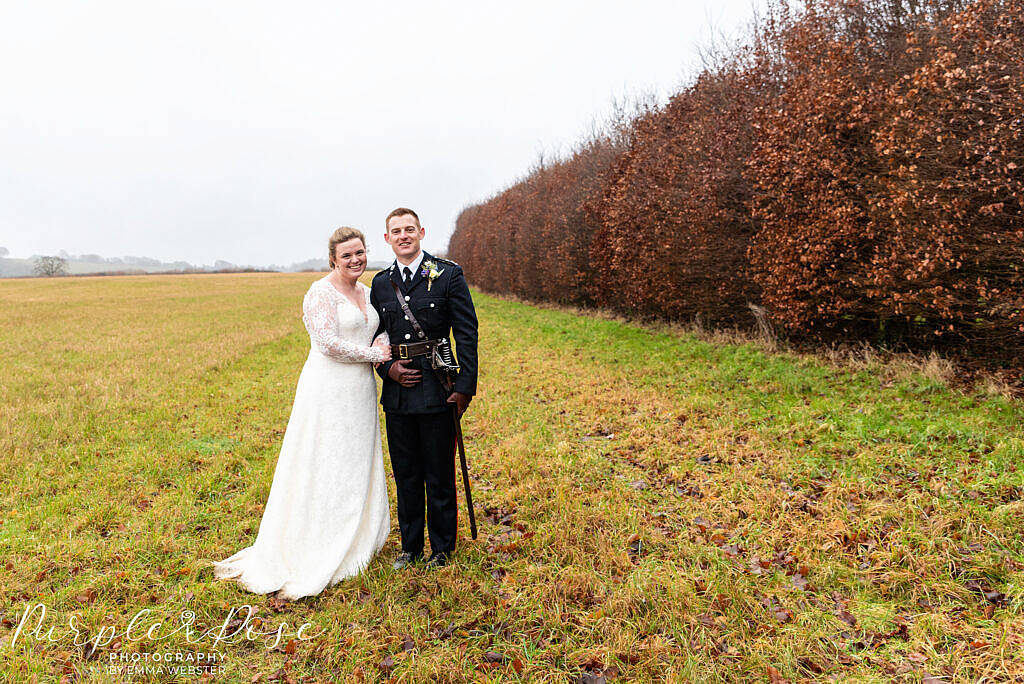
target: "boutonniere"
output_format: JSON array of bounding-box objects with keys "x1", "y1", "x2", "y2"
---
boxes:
[{"x1": 421, "y1": 260, "x2": 445, "y2": 292}]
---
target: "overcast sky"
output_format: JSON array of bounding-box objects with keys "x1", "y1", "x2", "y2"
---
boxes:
[{"x1": 2, "y1": 0, "x2": 762, "y2": 267}]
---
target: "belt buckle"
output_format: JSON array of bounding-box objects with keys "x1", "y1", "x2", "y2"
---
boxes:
[{"x1": 399, "y1": 344, "x2": 409, "y2": 359}]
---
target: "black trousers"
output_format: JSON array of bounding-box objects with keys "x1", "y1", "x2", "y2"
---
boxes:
[{"x1": 385, "y1": 411, "x2": 458, "y2": 556}]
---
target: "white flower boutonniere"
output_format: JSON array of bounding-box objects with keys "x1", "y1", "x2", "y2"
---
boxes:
[{"x1": 421, "y1": 260, "x2": 445, "y2": 292}]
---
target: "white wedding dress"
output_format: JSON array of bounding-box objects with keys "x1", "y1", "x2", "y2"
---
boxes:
[{"x1": 213, "y1": 277, "x2": 391, "y2": 600}]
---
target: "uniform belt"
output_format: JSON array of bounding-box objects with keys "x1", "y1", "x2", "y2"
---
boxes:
[{"x1": 391, "y1": 339, "x2": 444, "y2": 360}]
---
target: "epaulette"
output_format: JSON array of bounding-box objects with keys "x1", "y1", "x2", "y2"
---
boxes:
[{"x1": 434, "y1": 256, "x2": 459, "y2": 267}]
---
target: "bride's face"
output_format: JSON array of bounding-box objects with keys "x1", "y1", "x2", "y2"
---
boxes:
[{"x1": 333, "y1": 238, "x2": 367, "y2": 279}]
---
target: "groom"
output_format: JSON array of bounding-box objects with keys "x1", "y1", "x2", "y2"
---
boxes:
[{"x1": 370, "y1": 207, "x2": 478, "y2": 569}]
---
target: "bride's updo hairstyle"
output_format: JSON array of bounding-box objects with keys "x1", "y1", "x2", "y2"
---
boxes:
[{"x1": 328, "y1": 226, "x2": 367, "y2": 269}]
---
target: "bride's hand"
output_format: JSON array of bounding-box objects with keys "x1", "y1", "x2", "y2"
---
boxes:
[{"x1": 373, "y1": 337, "x2": 392, "y2": 361}]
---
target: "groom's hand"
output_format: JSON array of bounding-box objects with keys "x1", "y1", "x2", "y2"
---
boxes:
[
  {"x1": 447, "y1": 391, "x2": 471, "y2": 418},
  {"x1": 388, "y1": 359, "x2": 422, "y2": 387}
]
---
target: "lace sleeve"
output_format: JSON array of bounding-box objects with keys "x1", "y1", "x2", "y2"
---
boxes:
[{"x1": 302, "y1": 282, "x2": 389, "y2": 363}]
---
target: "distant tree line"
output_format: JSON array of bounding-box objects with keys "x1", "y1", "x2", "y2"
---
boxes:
[
  {"x1": 448, "y1": 0, "x2": 1023, "y2": 373},
  {"x1": 0, "y1": 251, "x2": 331, "y2": 278}
]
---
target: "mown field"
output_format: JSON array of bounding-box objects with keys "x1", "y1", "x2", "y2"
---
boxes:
[{"x1": 0, "y1": 273, "x2": 1022, "y2": 683}]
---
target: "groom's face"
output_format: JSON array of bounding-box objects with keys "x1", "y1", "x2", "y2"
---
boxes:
[{"x1": 385, "y1": 214, "x2": 425, "y2": 260}]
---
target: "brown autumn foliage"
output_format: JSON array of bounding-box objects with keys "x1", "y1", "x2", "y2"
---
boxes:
[
  {"x1": 745, "y1": 0, "x2": 1024, "y2": 354},
  {"x1": 449, "y1": 134, "x2": 625, "y2": 306},
  {"x1": 744, "y1": 0, "x2": 932, "y2": 340},
  {"x1": 449, "y1": 0, "x2": 1023, "y2": 370},
  {"x1": 866, "y1": 0, "x2": 1024, "y2": 353},
  {"x1": 589, "y1": 61, "x2": 767, "y2": 324}
]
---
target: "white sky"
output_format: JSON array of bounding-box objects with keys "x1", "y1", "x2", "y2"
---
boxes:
[{"x1": 1, "y1": 0, "x2": 761, "y2": 267}]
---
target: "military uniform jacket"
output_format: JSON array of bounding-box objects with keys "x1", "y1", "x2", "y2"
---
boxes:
[{"x1": 370, "y1": 252, "x2": 478, "y2": 414}]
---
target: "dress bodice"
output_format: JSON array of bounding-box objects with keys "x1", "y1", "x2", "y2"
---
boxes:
[
  {"x1": 330, "y1": 282, "x2": 379, "y2": 345},
  {"x1": 301, "y1": 279, "x2": 387, "y2": 363}
]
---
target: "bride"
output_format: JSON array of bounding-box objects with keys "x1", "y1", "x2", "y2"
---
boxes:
[{"x1": 213, "y1": 226, "x2": 392, "y2": 600}]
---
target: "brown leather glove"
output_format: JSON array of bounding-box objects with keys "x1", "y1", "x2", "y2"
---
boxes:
[
  {"x1": 388, "y1": 359, "x2": 422, "y2": 387},
  {"x1": 446, "y1": 391, "x2": 472, "y2": 418}
]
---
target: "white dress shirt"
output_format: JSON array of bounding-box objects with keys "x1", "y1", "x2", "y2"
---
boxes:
[{"x1": 395, "y1": 251, "x2": 425, "y2": 280}]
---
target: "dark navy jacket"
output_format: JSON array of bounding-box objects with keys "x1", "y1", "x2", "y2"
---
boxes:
[{"x1": 370, "y1": 252, "x2": 478, "y2": 414}]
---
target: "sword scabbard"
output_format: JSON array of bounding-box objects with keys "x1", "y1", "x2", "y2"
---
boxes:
[{"x1": 437, "y1": 369, "x2": 477, "y2": 540}]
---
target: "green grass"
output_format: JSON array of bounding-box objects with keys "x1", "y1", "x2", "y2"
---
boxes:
[{"x1": 1, "y1": 273, "x2": 1021, "y2": 682}]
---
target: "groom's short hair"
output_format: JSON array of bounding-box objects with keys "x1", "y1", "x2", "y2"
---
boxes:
[{"x1": 385, "y1": 207, "x2": 420, "y2": 229}]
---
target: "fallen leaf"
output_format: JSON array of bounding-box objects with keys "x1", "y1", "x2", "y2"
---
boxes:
[
  {"x1": 798, "y1": 657, "x2": 824, "y2": 674},
  {"x1": 627, "y1": 536, "x2": 643, "y2": 561},
  {"x1": 579, "y1": 674, "x2": 607, "y2": 684},
  {"x1": 721, "y1": 544, "x2": 742, "y2": 558},
  {"x1": 769, "y1": 602, "x2": 793, "y2": 624}
]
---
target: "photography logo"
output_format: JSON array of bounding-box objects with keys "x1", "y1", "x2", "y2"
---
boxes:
[{"x1": 101, "y1": 650, "x2": 226, "y2": 677}]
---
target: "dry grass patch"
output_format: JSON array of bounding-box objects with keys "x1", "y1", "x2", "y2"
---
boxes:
[{"x1": 0, "y1": 274, "x2": 1021, "y2": 682}]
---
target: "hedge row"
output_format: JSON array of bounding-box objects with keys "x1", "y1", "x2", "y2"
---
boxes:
[{"x1": 449, "y1": 0, "x2": 1023, "y2": 367}]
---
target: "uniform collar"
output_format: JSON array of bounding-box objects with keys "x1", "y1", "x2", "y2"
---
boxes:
[
  {"x1": 394, "y1": 251, "x2": 425, "y2": 277},
  {"x1": 390, "y1": 251, "x2": 433, "y2": 294}
]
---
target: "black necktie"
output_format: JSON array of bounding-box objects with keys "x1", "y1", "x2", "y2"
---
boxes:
[{"x1": 403, "y1": 266, "x2": 412, "y2": 287}]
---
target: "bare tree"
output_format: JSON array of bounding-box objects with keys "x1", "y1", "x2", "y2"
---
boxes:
[
  {"x1": 0, "y1": 247, "x2": 8, "y2": 257},
  {"x1": 33, "y1": 256, "x2": 68, "y2": 277}
]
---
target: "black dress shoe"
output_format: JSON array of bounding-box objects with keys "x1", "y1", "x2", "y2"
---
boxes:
[
  {"x1": 425, "y1": 552, "x2": 449, "y2": 569},
  {"x1": 392, "y1": 551, "x2": 420, "y2": 570}
]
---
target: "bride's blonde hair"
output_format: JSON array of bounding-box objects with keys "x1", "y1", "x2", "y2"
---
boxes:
[{"x1": 328, "y1": 226, "x2": 366, "y2": 268}]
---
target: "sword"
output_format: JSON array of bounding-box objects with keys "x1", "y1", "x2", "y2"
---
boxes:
[
  {"x1": 449, "y1": 394, "x2": 478, "y2": 540},
  {"x1": 433, "y1": 345, "x2": 477, "y2": 540}
]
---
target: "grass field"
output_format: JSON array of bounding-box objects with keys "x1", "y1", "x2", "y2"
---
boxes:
[{"x1": 1, "y1": 273, "x2": 1022, "y2": 683}]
